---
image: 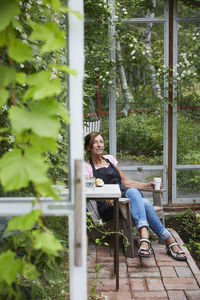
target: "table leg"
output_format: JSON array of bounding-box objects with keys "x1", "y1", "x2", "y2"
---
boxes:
[{"x1": 114, "y1": 198, "x2": 119, "y2": 290}]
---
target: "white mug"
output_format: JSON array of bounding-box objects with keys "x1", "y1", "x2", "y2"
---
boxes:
[{"x1": 154, "y1": 177, "x2": 162, "y2": 190}]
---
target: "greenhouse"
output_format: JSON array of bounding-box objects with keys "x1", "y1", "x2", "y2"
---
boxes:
[{"x1": 0, "y1": 0, "x2": 200, "y2": 299}]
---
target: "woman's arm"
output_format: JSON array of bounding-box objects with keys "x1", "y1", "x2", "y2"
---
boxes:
[{"x1": 116, "y1": 164, "x2": 155, "y2": 190}]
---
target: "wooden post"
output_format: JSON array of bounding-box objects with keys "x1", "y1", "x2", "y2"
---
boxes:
[
  {"x1": 168, "y1": 0, "x2": 173, "y2": 206},
  {"x1": 74, "y1": 159, "x2": 83, "y2": 266}
]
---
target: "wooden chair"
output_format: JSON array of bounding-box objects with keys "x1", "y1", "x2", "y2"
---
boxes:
[
  {"x1": 87, "y1": 197, "x2": 134, "y2": 257},
  {"x1": 86, "y1": 188, "x2": 166, "y2": 258},
  {"x1": 83, "y1": 119, "x2": 101, "y2": 136}
]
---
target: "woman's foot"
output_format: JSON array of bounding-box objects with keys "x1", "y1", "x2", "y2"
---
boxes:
[
  {"x1": 165, "y1": 236, "x2": 187, "y2": 261},
  {"x1": 138, "y1": 238, "x2": 151, "y2": 258},
  {"x1": 166, "y1": 242, "x2": 187, "y2": 261}
]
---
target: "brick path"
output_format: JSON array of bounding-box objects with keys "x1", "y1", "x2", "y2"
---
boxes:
[{"x1": 87, "y1": 229, "x2": 200, "y2": 300}]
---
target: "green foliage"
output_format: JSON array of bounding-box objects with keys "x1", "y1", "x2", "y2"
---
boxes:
[
  {"x1": 0, "y1": 0, "x2": 75, "y2": 297},
  {"x1": 166, "y1": 209, "x2": 200, "y2": 264},
  {"x1": 0, "y1": 216, "x2": 68, "y2": 299}
]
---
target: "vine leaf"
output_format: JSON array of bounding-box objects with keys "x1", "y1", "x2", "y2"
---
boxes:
[
  {"x1": 0, "y1": 0, "x2": 20, "y2": 31},
  {"x1": 0, "y1": 66, "x2": 16, "y2": 88},
  {"x1": 30, "y1": 98, "x2": 69, "y2": 122},
  {"x1": 8, "y1": 40, "x2": 32, "y2": 63},
  {"x1": 31, "y1": 231, "x2": 63, "y2": 256},
  {"x1": 16, "y1": 72, "x2": 27, "y2": 85},
  {"x1": 0, "y1": 148, "x2": 49, "y2": 191},
  {"x1": 9, "y1": 106, "x2": 60, "y2": 139},
  {"x1": 0, "y1": 88, "x2": 9, "y2": 107},
  {"x1": 0, "y1": 251, "x2": 21, "y2": 285},
  {"x1": 6, "y1": 209, "x2": 41, "y2": 232},
  {"x1": 29, "y1": 21, "x2": 65, "y2": 53},
  {"x1": 44, "y1": 0, "x2": 61, "y2": 11},
  {"x1": 24, "y1": 71, "x2": 62, "y2": 100}
]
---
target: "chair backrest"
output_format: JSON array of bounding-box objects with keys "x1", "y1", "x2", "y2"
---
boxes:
[{"x1": 83, "y1": 119, "x2": 102, "y2": 137}]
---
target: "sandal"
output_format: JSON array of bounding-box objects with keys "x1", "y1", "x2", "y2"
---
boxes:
[
  {"x1": 138, "y1": 238, "x2": 151, "y2": 258},
  {"x1": 166, "y1": 242, "x2": 187, "y2": 261}
]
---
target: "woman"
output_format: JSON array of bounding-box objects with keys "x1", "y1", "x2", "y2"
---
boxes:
[{"x1": 85, "y1": 131, "x2": 187, "y2": 261}]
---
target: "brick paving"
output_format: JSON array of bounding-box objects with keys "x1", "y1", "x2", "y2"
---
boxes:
[{"x1": 87, "y1": 229, "x2": 200, "y2": 300}]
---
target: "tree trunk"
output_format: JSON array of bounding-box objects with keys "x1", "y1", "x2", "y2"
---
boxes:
[
  {"x1": 143, "y1": 0, "x2": 162, "y2": 99},
  {"x1": 116, "y1": 41, "x2": 133, "y2": 110}
]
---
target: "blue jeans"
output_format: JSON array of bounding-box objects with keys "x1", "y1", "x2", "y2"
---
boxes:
[{"x1": 125, "y1": 188, "x2": 171, "y2": 241}]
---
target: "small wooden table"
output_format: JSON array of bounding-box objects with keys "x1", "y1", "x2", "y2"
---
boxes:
[{"x1": 86, "y1": 184, "x2": 122, "y2": 290}]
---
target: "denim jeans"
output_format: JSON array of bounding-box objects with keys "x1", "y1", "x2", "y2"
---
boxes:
[{"x1": 125, "y1": 188, "x2": 171, "y2": 241}]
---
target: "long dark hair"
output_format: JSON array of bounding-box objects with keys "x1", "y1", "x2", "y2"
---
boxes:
[{"x1": 84, "y1": 131, "x2": 104, "y2": 154}]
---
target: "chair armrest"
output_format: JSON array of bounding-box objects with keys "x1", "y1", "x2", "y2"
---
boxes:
[
  {"x1": 138, "y1": 188, "x2": 166, "y2": 193},
  {"x1": 138, "y1": 188, "x2": 166, "y2": 207}
]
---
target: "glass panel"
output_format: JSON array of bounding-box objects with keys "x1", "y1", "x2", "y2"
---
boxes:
[
  {"x1": 115, "y1": 23, "x2": 164, "y2": 165},
  {"x1": 177, "y1": 22, "x2": 200, "y2": 166},
  {"x1": 118, "y1": 168, "x2": 163, "y2": 183},
  {"x1": 177, "y1": 1, "x2": 200, "y2": 18},
  {"x1": 118, "y1": 0, "x2": 164, "y2": 19},
  {"x1": 177, "y1": 169, "x2": 200, "y2": 199}
]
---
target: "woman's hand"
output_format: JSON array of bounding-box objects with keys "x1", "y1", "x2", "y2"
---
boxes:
[
  {"x1": 105, "y1": 199, "x2": 114, "y2": 206},
  {"x1": 145, "y1": 182, "x2": 155, "y2": 190}
]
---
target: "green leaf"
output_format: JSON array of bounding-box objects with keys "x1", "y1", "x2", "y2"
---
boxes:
[
  {"x1": 0, "y1": 0, "x2": 20, "y2": 31},
  {"x1": 30, "y1": 99, "x2": 69, "y2": 122},
  {"x1": 0, "y1": 66, "x2": 16, "y2": 88},
  {"x1": 16, "y1": 72, "x2": 27, "y2": 85},
  {"x1": 24, "y1": 71, "x2": 62, "y2": 100},
  {"x1": 0, "y1": 88, "x2": 9, "y2": 107},
  {"x1": 0, "y1": 250, "x2": 21, "y2": 285},
  {"x1": 29, "y1": 134, "x2": 57, "y2": 153},
  {"x1": 11, "y1": 18, "x2": 23, "y2": 32},
  {"x1": 31, "y1": 231, "x2": 63, "y2": 256},
  {"x1": 6, "y1": 210, "x2": 41, "y2": 232},
  {"x1": 23, "y1": 147, "x2": 49, "y2": 184},
  {"x1": 8, "y1": 40, "x2": 32, "y2": 62},
  {"x1": 35, "y1": 181, "x2": 60, "y2": 200},
  {"x1": 9, "y1": 106, "x2": 60, "y2": 138},
  {"x1": 0, "y1": 30, "x2": 7, "y2": 47},
  {"x1": 29, "y1": 21, "x2": 65, "y2": 53},
  {"x1": 0, "y1": 149, "x2": 29, "y2": 190},
  {"x1": 44, "y1": 0, "x2": 61, "y2": 11},
  {"x1": 50, "y1": 64, "x2": 77, "y2": 76},
  {"x1": 61, "y1": 7, "x2": 83, "y2": 20},
  {"x1": 0, "y1": 148, "x2": 49, "y2": 191},
  {"x1": 21, "y1": 259, "x2": 38, "y2": 280}
]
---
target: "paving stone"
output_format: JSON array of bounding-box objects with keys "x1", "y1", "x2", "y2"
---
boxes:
[
  {"x1": 167, "y1": 290, "x2": 187, "y2": 300},
  {"x1": 87, "y1": 257, "x2": 97, "y2": 268},
  {"x1": 141, "y1": 256, "x2": 157, "y2": 267},
  {"x1": 129, "y1": 267, "x2": 160, "y2": 278},
  {"x1": 97, "y1": 255, "x2": 114, "y2": 263},
  {"x1": 96, "y1": 278, "x2": 130, "y2": 292},
  {"x1": 99, "y1": 262, "x2": 128, "y2": 279},
  {"x1": 97, "y1": 246, "x2": 111, "y2": 257},
  {"x1": 160, "y1": 266, "x2": 177, "y2": 277},
  {"x1": 132, "y1": 290, "x2": 168, "y2": 299},
  {"x1": 187, "y1": 256, "x2": 200, "y2": 276},
  {"x1": 126, "y1": 256, "x2": 141, "y2": 267},
  {"x1": 157, "y1": 260, "x2": 188, "y2": 267},
  {"x1": 129, "y1": 278, "x2": 147, "y2": 291},
  {"x1": 175, "y1": 266, "x2": 193, "y2": 277},
  {"x1": 96, "y1": 291, "x2": 116, "y2": 300},
  {"x1": 146, "y1": 278, "x2": 165, "y2": 290},
  {"x1": 163, "y1": 277, "x2": 199, "y2": 290},
  {"x1": 115, "y1": 290, "x2": 132, "y2": 300},
  {"x1": 195, "y1": 274, "x2": 200, "y2": 286},
  {"x1": 185, "y1": 289, "x2": 200, "y2": 300}
]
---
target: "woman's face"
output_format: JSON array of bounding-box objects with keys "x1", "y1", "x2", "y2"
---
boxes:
[{"x1": 90, "y1": 134, "x2": 104, "y2": 156}]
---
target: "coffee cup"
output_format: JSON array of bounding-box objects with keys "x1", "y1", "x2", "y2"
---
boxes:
[{"x1": 154, "y1": 177, "x2": 162, "y2": 190}]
